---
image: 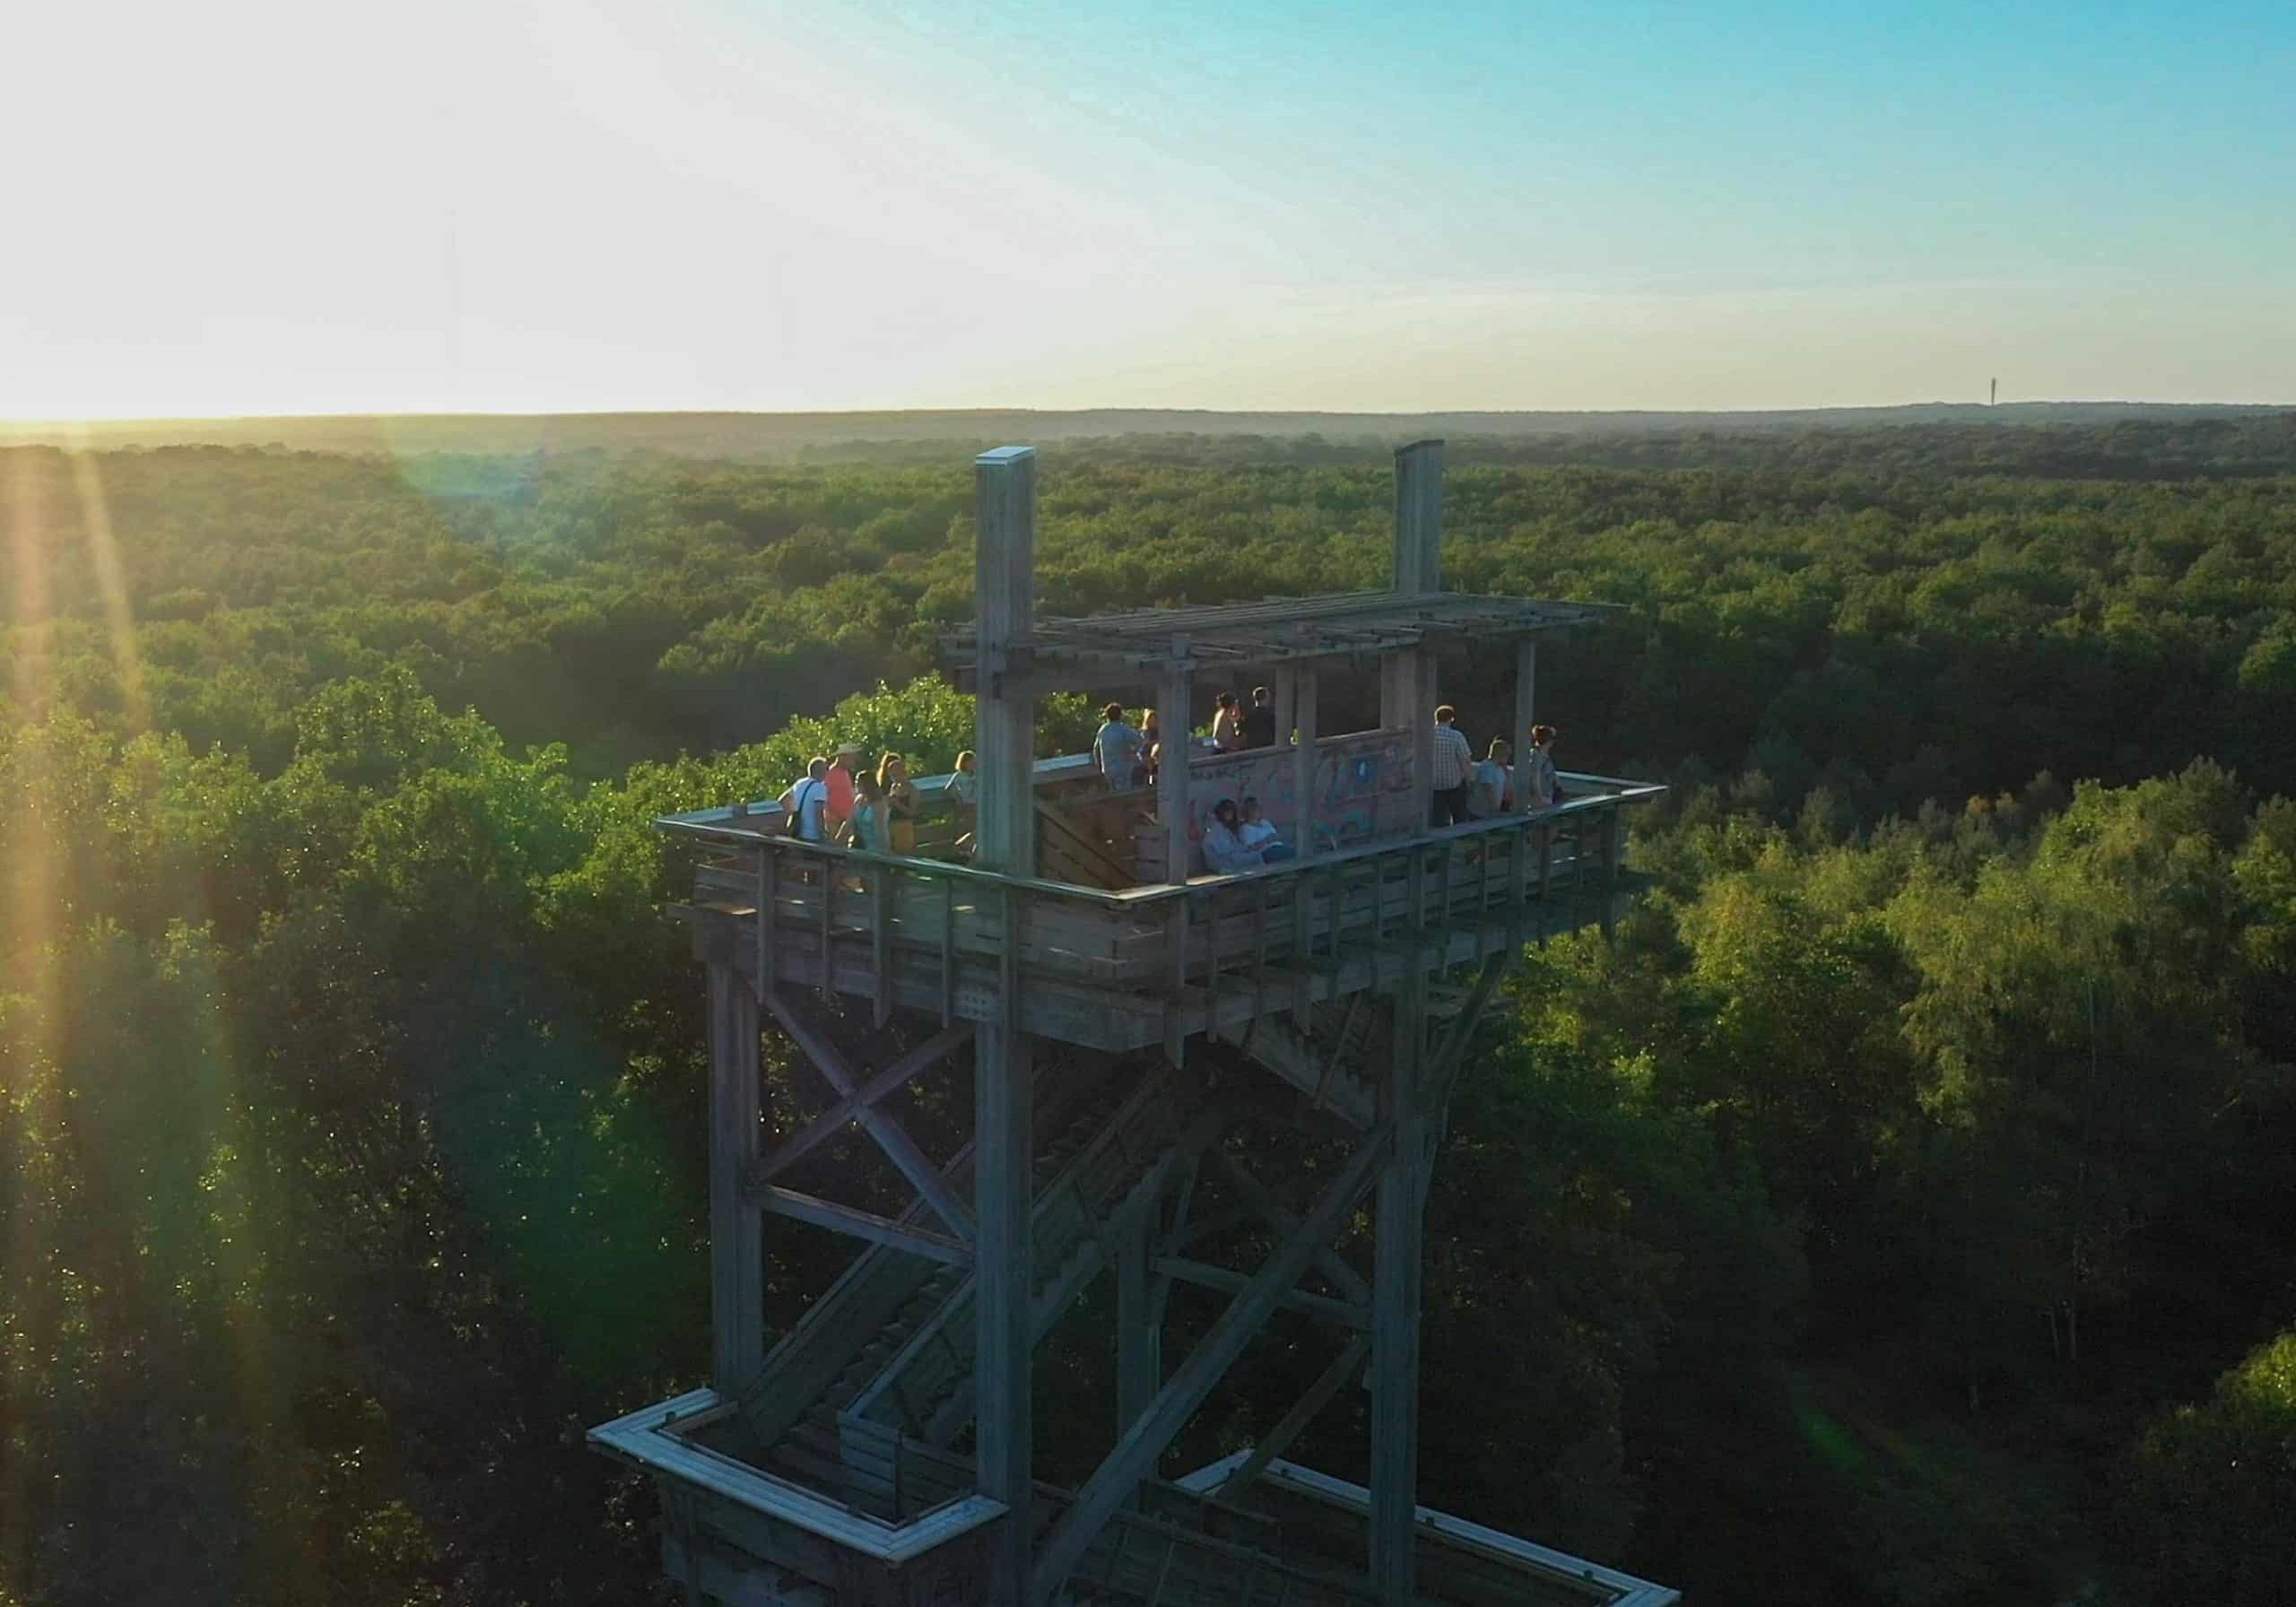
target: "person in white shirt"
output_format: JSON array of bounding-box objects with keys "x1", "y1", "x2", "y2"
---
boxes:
[
  {"x1": 778, "y1": 756, "x2": 831, "y2": 842},
  {"x1": 1093, "y1": 702, "x2": 1143, "y2": 786},
  {"x1": 1468, "y1": 739, "x2": 1512, "y2": 819},
  {"x1": 1430, "y1": 704, "x2": 1474, "y2": 826},
  {"x1": 1237, "y1": 796, "x2": 1295, "y2": 863},
  {"x1": 949, "y1": 750, "x2": 978, "y2": 804}
]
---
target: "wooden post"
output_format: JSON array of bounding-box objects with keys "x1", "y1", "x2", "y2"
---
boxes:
[
  {"x1": 707, "y1": 963, "x2": 764, "y2": 1395},
  {"x1": 1370, "y1": 978, "x2": 1427, "y2": 1605},
  {"x1": 1513, "y1": 638, "x2": 1537, "y2": 815},
  {"x1": 974, "y1": 446, "x2": 1039, "y2": 880},
  {"x1": 1384, "y1": 443, "x2": 1442, "y2": 831},
  {"x1": 1273, "y1": 666, "x2": 1298, "y2": 753},
  {"x1": 1392, "y1": 439, "x2": 1443, "y2": 597},
  {"x1": 1158, "y1": 659, "x2": 1191, "y2": 884},
  {"x1": 973, "y1": 446, "x2": 1039, "y2": 1603},
  {"x1": 1292, "y1": 667, "x2": 1319, "y2": 862},
  {"x1": 1117, "y1": 1212, "x2": 1160, "y2": 1438}
]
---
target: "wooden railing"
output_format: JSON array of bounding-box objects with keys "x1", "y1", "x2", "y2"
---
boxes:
[{"x1": 663, "y1": 777, "x2": 1662, "y2": 1052}]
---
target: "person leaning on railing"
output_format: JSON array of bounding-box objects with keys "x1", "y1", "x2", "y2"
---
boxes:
[
  {"x1": 1469, "y1": 739, "x2": 1512, "y2": 818},
  {"x1": 844, "y1": 769, "x2": 890, "y2": 853},
  {"x1": 1431, "y1": 704, "x2": 1474, "y2": 826},
  {"x1": 1093, "y1": 702, "x2": 1143, "y2": 788},
  {"x1": 1520, "y1": 725, "x2": 1561, "y2": 809},
  {"x1": 779, "y1": 756, "x2": 831, "y2": 842},
  {"x1": 878, "y1": 751, "x2": 918, "y2": 852}
]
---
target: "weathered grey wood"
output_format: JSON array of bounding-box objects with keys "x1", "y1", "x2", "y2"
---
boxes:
[
  {"x1": 1158, "y1": 660, "x2": 1192, "y2": 885},
  {"x1": 755, "y1": 1022, "x2": 974, "y2": 1186},
  {"x1": 1150, "y1": 1256, "x2": 1368, "y2": 1330},
  {"x1": 755, "y1": 841, "x2": 776, "y2": 1001},
  {"x1": 1370, "y1": 967, "x2": 1428, "y2": 1605},
  {"x1": 1392, "y1": 440, "x2": 1443, "y2": 597},
  {"x1": 589, "y1": 1386, "x2": 1007, "y2": 1565},
  {"x1": 1117, "y1": 1210, "x2": 1160, "y2": 1437},
  {"x1": 974, "y1": 1018, "x2": 1034, "y2": 1604},
  {"x1": 1513, "y1": 638, "x2": 1537, "y2": 816},
  {"x1": 1291, "y1": 667, "x2": 1319, "y2": 868},
  {"x1": 1213, "y1": 1147, "x2": 1372, "y2": 1307},
  {"x1": 709, "y1": 964, "x2": 765, "y2": 1395},
  {"x1": 1027, "y1": 1122, "x2": 1393, "y2": 1606},
  {"x1": 765, "y1": 993, "x2": 975, "y2": 1243},
  {"x1": 752, "y1": 1185, "x2": 975, "y2": 1267},
  {"x1": 1215, "y1": 1333, "x2": 1371, "y2": 1507},
  {"x1": 974, "y1": 446, "x2": 1038, "y2": 882}
]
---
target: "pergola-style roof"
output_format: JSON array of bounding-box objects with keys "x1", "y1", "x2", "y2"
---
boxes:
[{"x1": 940, "y1": 589, "x2": 1620, "y2": 691}]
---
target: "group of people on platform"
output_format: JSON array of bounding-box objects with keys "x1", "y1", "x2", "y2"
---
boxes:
[
  {"x1": 770, "y1": 695, "x2": 1562, "y2": 874},
  {"x1": 1431, "y1": 705, "x2": 1563, "y2": 826},
  {"x1": 1090, "y1": 683, "x2": 1285, "y2": 792},
  {"x1": 776, "y1": 741, "x2": 975, "y2": 852}
]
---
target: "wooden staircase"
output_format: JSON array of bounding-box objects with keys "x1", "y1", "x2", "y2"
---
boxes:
[{"x1": 737, "y1": 1055, "x2": 1217, "y2": 1518}]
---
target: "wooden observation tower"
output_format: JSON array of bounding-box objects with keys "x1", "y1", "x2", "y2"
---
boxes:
[{"x1": 592, "y1": 443, "x2": 1677, "y2": 1607}]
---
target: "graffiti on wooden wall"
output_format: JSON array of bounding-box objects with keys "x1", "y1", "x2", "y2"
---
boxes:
[{"x1": 1181, "y1": 727, "x2": 1417, "y2": 848}]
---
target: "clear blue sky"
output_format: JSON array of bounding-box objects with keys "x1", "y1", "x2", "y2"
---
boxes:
[{"x1": 4, "y1": 0, "x2": 2290, "y2": 417}]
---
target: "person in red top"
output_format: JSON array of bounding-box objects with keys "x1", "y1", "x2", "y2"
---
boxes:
[{"x1": 824, "y1": 742, "x2": 863, "y2": 837}]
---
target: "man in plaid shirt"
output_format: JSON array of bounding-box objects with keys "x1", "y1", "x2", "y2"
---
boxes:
[{"x1": 1430, "y1": 704, "x2": 1474, "y2": 826}]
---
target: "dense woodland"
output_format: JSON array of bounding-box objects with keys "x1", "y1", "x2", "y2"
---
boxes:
[{"x1": 4, "y1": 419, "x2": 2294, "y2": 1606}]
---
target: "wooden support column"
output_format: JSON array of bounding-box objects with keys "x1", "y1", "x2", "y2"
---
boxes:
[
  {"x1": 1385, "y1": 442, "x2": 1443, "y2": 830},
  {"x1": 1393, "y1": 439, "x2": 1443, "y2": 597},
  {"x1": 974, "y1": 446, "x2": 1039, "y2": 879},
  {"x1": 707, "y1": 962, "x2": 764, "y2": 1396},
  {"x1": 1117, "y1": 1212, "x2": 1160, "y2": 1438},
  {"x1": 1370, "y1": 977, "x2": 1429, "y2": 1605},
  {"x1": 1513, "y1": 638, "x2": 1538, "y2": 815},
  {"x1": 973, "y1": 446, "x2": 1039, "y2": 1604},
  {"x1": 1157, "y1": 658, "x2": 1191, "y2": 882},
  {"x1": 1292, "y1": 667, "x2": 1318, "y2": 861}
]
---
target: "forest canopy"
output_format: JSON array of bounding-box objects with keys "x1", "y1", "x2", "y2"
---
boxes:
[{"x1": 3, "y1": 417, "x2": 2293, "y2": 1607}]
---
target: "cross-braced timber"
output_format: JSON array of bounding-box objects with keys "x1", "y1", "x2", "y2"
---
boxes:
[{"x1": 591, "y1": 441, "x2": 1677, "y2": 1607}]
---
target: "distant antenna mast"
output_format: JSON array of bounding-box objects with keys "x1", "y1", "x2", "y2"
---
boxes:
[{"x1": 1990, "y1": 378, "x2": 1997, "y2": 406}]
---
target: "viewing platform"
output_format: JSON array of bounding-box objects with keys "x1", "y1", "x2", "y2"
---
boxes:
[
  {"x1": 665, "y1": 751, "x2": 1660, "y2": 1061},
  {"x1": 596, "y1": 442, "x2": 1677, "y2": 1607}
]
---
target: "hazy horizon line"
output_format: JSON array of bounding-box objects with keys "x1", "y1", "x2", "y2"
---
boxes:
[{"x1": 6, "y1": 397, "x2": 2292, "y2": 430}]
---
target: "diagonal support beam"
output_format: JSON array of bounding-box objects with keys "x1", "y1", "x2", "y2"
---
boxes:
[
  {"x1": 1152, "y1": 1256, "x2": 1368, "y2": 1329},
  {"x1": 754, "y1": 1021, "x2": 974, "y2": 1186},
  {"x1": 1029, "y1": 1122, "x2": 1393, "y2": 1606},
  {"x1": 751, "y1": 1185, "x2": 975, "y2": 1267},
  {"x1": 1214, "y1": 1147, "x2": 1372, "y2": 1307},
  {"x1": 766, "y1": 991, "x2": 975, "y2": 1243},
  {"x1": 1422, "y1": 953, "x2": 1511, "y2": 1173},
  {"x1": 1216, "y1": 1332, "x2": 1372, "y2": 1507}
]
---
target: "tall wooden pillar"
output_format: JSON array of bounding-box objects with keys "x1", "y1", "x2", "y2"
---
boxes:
[
  {"x1": 1372, "y1": 439, "x2": 1442, "y2": 1601},
  {"x1": 1370, "y1": 970, "x2": 1428, "y2": 1603},
  {"x1": 973, "y1": 446, "x2": 1039, "y2": 1603},
  {"x1": 1292, "y1": 667, "x2": 1319, "y2": 859},
  {"x1": 1383, "y1": 441, "x2": 1444, "y2": 825},
  {"x1": 707, "y1": 962, "x2": 764, "y2": 1395},
  {"x1": 1272, "y1": 666, "x2": 1298, "y2": 754},
  {"x1": 1116, "y1": 1213, "x2": 1160, "y2": 1435},
  {"x1": 1157, "y1": 658, "x2": 1192, "y2": 883},
  {"x1": 1514, "y1": 638, "x2": 1538, "y2": 815}
]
